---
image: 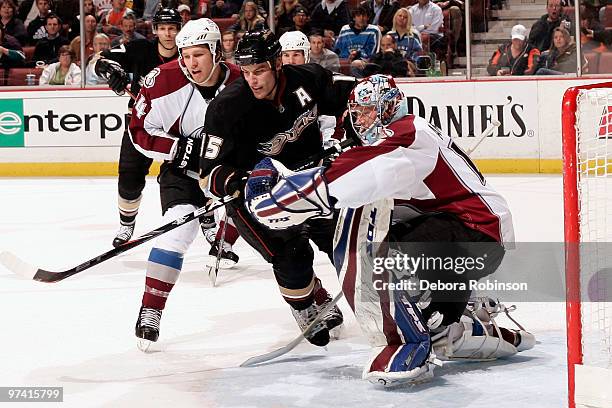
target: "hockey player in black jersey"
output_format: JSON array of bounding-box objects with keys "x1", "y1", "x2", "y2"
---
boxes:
[
  {"x1": 94, "y1": 9, "x2": 216, "y2": 247},
  {"x1": 200, "y1": 30, "x2": 355, "y2": 347}
]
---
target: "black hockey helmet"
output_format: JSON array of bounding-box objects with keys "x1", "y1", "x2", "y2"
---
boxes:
[
  {"x1": 235, "y1": 29, "x2": 282, "y2": 66},
  {"x1": 153, "y1": 8, "x2": 182, "y2": 29}
]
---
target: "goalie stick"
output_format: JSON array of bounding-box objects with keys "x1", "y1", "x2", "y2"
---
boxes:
[
  {"x1": 240, "y1": 291, "x2": 344, "y2": 367},
  {"x1": 0, "y1": 139, "x2": 356, "y2": 283},
  {"x1": 463, "y1": 120, "x2": 501, "y2": 156}
]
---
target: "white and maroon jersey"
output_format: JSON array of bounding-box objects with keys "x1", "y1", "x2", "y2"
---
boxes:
[
  {"x1": 128, "y1": 60, "x2": 241, "y2": 162},
  {"x1": 325, "y1": 114, "x2": 514, "y2": 244}
]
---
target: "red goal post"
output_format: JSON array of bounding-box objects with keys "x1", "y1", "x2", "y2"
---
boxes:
[{"x1": 562, "y1": 82, "x2": 612, "y2": 408}]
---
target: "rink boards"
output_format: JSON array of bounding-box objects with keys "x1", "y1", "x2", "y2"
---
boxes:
[{"x1": 0, "y1": 77, "x2": 611, "y2": 176}]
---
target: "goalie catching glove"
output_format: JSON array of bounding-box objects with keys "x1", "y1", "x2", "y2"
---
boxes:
[
  {"x1": 245, "y1": 157, "x2": 334, "y2": 230},
  {"x1": 95, "y1": 58, "x2": 130, "y2": 95}
]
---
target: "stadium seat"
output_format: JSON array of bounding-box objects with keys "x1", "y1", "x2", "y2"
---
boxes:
[
  {"x1": 597, "y1": 51, "x2": 612, "y2": 74},
  {"x1": 23, "y1": 46, "x2": 35, "y2": 62},
  {"x1": 212, "y1": 17, "x2": 237, "y2": 33},
  {"x1": 7, "y1": 67, "x2": 44, "y2": 86},
  {"x1": 583, "y1": 51, "x2": 600, "y2": 74}
]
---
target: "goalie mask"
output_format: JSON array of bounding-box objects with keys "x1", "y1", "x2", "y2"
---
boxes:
[
  {"x1": 175, "y1": 18, "x2": 222, "y2": 85},
  {"x1": 279, "y1": 31, "x2": 310, "y2": 63},
  {"x1": 348, "y1": 74, "x2": 404, "y2": 145}
]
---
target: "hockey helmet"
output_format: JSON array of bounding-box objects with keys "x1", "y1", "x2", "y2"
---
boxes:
[
  {"x1": 279, "y1": 31, "x2": 310, "y2": 63},
  {"x1": 176, "y1": 19, "x2": 222, "y2": 85},
  {"x1": 235, "y1": 29, "x2": 282, "y2": 67},
  {"x1": 153, "y1": 8, "x2": 182, "y2": 30},
  {"x1": 348, "y1": 74, "x2": 404, "y2": 144}
]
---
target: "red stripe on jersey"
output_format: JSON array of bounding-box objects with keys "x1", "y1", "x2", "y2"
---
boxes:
[
  {"x1": 257, "y1": 174, "x2": 322, "y2": 217},
  {"x1": 413, "y1": 152, "x2": 502, "y2": 242}
]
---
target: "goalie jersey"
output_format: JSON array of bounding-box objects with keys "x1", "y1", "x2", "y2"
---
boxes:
[{"x1": 326, "y1": 114, "x2": 515, "y2": 244}]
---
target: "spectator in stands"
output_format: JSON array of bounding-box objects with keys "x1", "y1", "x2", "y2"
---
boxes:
[
  {"x1": 362, "y1": 33, "x2": 411, "y2": 76},
  {"x1": 0, "y1": 24, "x2": 25, "y2": 67},
  {"x1": 221, "y1": 29, "x2": 236, "y2": 63},
  {"x1": 178, "y1": 4, "x2": 191, "y2": 23},
  {"x1": 33, "y1": 14, "x2": 68, "y2": 63},
  {"x1": 276, "y1": 0, "x2": 303, "y2": 33},
  {"x1": 432, "y1": 0, "x2": 462, "y2": 56},
  {"x1": 230, "y1": 1, "x2": 267, "y2": 31},
  {"x1": 279, "y1": 5, "x2": 312, "y2": 35},
  {"x1": 528, "y1": 0, "x2": 573, "y2": 52},
  {"x1": 536, "y1": 27, "x2": 587, "y2": 74},
  {"x1": 409, "y1": 0, "x2": 445, "y2": 54},
  {"x1": 388, "y1": 7, "x2": 422, "y2": 61},
  {"x1": 101, "y1": 0, "x2": 132, "y2": 36},
  {"x1": 335, "y1": 5, "x2": 381, "y2": 59},
  {"x1": 360, "y1": 0, "x2": 399, "y2": 34},
  {"x1": 68, "y1": 13, "x2": 97, "y2": 62},
  {"x1": 54, "y1": 0, "x2": 79, "y2": 36},
  {"x1": 26, "y1": 0, "x2": 52, "y2": 44},
  {"x1": 309, "y1": 31, "x2": 340, "y2": 70},
  {"x1": 210, "y1": 0, "x2": 236, "y2": 18},
  {"x1": 39, "y1": 44, "x2": 81, "y2": 84},
  {"x1": 487, "y1": 24, "x2": 540, "y2": 76},
  {"x1": 85, "y1": 32, "x2": 110, "y2": 84},
  {"x1": 310, "y1": 0, "x2": 350, "y2": 36},
  {"x1": 142, "y1": 0, "x2": 159, "y2": 20},
  {"x1": 0, "y1": 0, "x2": 26, "y2": 45},
  {"x1": 69, "y1": 0, "x2": 98, "y2": 40},
  {"x1": 111, "y1": 12, "x2": 143, "y2": 46}
]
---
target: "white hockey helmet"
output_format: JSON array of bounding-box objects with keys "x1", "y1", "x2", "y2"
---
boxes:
[
  {"x1": 279, "y1": 31, "x2": 310, "y2": 63},
  {"x1": 175, "y1": 18, "x2": 222, "y2": 84},
  {"x1": 348, "y1": 74, "x2": 404, "y2": 144}
]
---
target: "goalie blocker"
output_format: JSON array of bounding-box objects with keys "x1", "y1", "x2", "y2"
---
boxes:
[{"x1": 245, "y1": 75, "x2": 534, "y2": 386}]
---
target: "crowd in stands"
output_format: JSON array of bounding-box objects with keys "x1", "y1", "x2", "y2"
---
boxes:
[
  {"x1": 487, "y1": 0, "x2": 607, "y2": 75},
  {"x1": 0, "y1": 0, "x2": 611, "y2": 86}
]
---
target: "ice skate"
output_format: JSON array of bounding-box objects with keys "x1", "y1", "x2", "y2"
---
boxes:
[
  {"x1": 112, "y1": 223, "x2": 134, "y2": 247},
  {"x1": 431, "y1": 297, "x2": 536, "y2": 361},
  {"x1": 207, "y1": 240, "x2": 239, "y2": 269},
  {"x1": 313, "y1": 284, "x2": 344, "y2": 339},
  {"x1": 135, "y1": 306, "x2": 162, "y2": 352}
]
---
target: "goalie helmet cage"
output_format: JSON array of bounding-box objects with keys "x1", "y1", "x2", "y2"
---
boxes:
[{"x1": 562, "y1": 81, "x2": 612, "y2": 408}]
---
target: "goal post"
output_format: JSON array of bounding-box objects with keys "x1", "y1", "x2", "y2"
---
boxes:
[{"x1": 562, "y1": 82, "x2": 612, "y2": 408}]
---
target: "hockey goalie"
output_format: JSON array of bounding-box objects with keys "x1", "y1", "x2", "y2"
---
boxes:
[{"x1": 243, "y1": 74, "x2": 535, "y2": 386}]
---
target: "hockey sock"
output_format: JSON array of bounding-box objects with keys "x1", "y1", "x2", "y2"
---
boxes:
[
  {"x1": 118, "y1": 194, "x2": 142, "y2": 225},
  {"x1": 216, "y1": 221, "x2": 240, "y2": 244},
  {"x1": 142, "y1": 248, "x2": 183, "y2": 310}
]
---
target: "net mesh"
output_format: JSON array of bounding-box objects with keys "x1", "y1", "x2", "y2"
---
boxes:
[{"x1": 575, "y1": 87, "x2": 612, "y2": 369}]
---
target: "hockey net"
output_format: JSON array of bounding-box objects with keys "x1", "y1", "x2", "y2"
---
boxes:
[{"x1": 563, "y1": 82, "x2": 612, "y2": 408}]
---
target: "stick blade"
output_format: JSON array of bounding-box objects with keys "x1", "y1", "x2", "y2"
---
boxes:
[
  {"x1": 240, "y1": 340, "x2": 301, "y2": 367},
  {"x1": 0, "y1": 251, "x2": 38, "y2": 279}
]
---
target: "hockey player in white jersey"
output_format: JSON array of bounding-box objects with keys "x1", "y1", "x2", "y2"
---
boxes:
[
  {"x1": 244, "y1": 74, "x2": 535, "y2": 386},
  {"x1": 127, "y1": 18, "x2": 241, "y2": 350}
]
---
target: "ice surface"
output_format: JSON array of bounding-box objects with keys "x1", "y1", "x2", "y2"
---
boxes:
[{"x1": 0, "y1": 176, "x2": 567, "y2": 408}]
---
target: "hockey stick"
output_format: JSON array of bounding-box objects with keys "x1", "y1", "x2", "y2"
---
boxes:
[
  {"x1": 240, "y1": 291, "x2": 344, "y2": 367},
  {"x1": 207, "y1": 213, "x2": 228, "y2": 287},
  {"x1": 0, "y1": 139, "x2": 356, "y2": 283},
  {"x1": 0, "y1": 193, "x2": 240, "y2": 283},
  {"x1": 464, "y1": 120, "x2": 501, "y2": 156}
]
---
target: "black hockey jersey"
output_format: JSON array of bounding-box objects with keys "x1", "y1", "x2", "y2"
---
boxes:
[
  {"x1": 101, "y1": 38, "x2": 178, "y2": 107},
  {"x1": 201, "y1": 63, "x2": 355, "y2": 190}
]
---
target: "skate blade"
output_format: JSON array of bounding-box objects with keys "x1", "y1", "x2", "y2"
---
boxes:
[
  {"x1": 329, "y1": 323, "x2": 344, "y2": 340},
  {"x1": 137, "y1": 338, "x2": 154, "y2": 353},
  {"x1": 205, "y1": 256, "x2": 237, "y2": 269}
]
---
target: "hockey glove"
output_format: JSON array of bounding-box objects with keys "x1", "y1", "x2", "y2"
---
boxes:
[
  {"x1": 95, "y1": 58, "x2": 130, "y2": 95},
  {"x1": 172, "y1": 132, "x2": 203, "y2": 174},
  {"x1": 245, "y1": 157, "x2": 333, "y2": 230},
  {"x1": 206, "y1": 165, "x2": 249, "y2": 198}
]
